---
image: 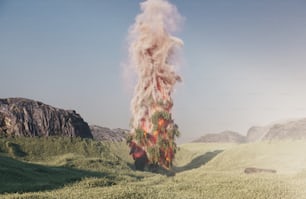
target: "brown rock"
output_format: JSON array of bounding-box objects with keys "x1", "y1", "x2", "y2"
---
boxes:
[
  {"x1": 244, "y1": 167, "x2": 276, "y2": 174},
  {"x1": 0, "y1": 98, "x2": 92, "y2": 138},
  {"x1": 90, "y1": 125, "x2": 128, "y2": 142}
]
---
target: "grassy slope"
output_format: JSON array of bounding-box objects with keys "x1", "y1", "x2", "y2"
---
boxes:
[
  {"x1": 0, "y1": 137, "x2": 149, "y2": 196},
  {"x1": 204, "y1": 140, "x2": 306, "y2": 174},
  {"x1": 174, "y1": 143, "x2": 235, "y2": 170},
  {"x1": 0, "y1": 156, "x2": 106, "y2": 193},
  {"x1": 1, "y1": 138, "x2": 306, "y2": 198}
]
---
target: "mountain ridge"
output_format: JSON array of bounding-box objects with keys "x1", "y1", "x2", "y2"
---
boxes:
[
  {"x1": 195, "y1": 118, "x2": 306, "y2": 143},
  {"x1": 193, "y1": 130, "x2": 246, "y2": 143}
]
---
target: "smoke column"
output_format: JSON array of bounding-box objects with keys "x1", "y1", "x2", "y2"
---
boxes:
[{"x1": 127, "y1": 0, "x2": 183, "y2": 169}]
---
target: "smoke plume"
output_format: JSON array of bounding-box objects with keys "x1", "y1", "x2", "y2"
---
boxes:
[{"x1": 127, "y1": 0, "x2": 183, "y2": 169}]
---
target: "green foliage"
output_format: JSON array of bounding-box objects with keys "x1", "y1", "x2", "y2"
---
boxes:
[
  {"x1": 130, "y1": 108, "x2": 181, "y2": 168},
  {"x1": 168, "y1": 124, "x2": 180, "y2": 138},
  {"x1": 134, "y1": 128, "x2": 153, "y2": 147},
  {"x1": 126, "y1": 134, "x2": 133, "y2": 144},
  {"x1": 158, "y1": 138, "x2": 169, "y2": 149},
  {"x1": 135, "y1": 128, "x2": 146, "y2": 143},
  {"x1": 147, "y1": 146, "x2": 160, "y2": 163},
  {"x1": 151, "y1": 111, "x2": 171, "y2": 125}
]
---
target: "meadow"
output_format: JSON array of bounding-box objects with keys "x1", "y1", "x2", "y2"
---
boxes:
[{"x1": 1, "y1": 137, "x2": 306, "y2": 198}]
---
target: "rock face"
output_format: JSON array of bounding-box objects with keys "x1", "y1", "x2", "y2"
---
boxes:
[
  {"x1": 246, "y1": 126, "x2": 270, "y2": 142},
  {"x1": 90, "y1": 125, "x2": 128, "y2": 142},
  {"x1": 246, "y1": 118, "x2": 306, "y2": 141},
  {"x1": 0, "y1": 98, "x2": 92, "y2": 138},
  {"x1": 193, "y1": 131, "x2": 246, "y2": 143},
  {"x1": 263, "y1": 119, "x2": 306, "y2": 140}
]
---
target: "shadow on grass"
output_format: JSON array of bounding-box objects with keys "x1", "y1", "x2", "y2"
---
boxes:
[
  {"x1": 0, "y1": 156, "x2": 114, "y2": 194},
  {"x1": 174, "y1": 150, "x2": 223, "y2": 172},
  {"x1": 125, "y1": 150, "x2": 223, "y2": 177}
]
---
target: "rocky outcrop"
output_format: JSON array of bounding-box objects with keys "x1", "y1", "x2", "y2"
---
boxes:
[
  {"x1": 90, "y1": 125, "x2": 128, "y2": 142},
  {"x1": 193, "y1": 131, "x2": 246, "y2": 143},
  {"x1": 263, "y1": 119, "x2": 306, "y2": 140},
  {"x1": 0, "y1": 98, "x2": 92, "y2": 138},
  {"x1": 246, "y1": 126, "x2": 270, "y2": 142},
  {"x1": 194, "y1": 118, "x2": 306, "y2": 143},
  {"x1": 246, "y1": 118, "x2": 306, "y2": 141}
]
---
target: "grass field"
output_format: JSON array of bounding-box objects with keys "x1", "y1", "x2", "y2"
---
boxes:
[{"x1": 1, "y1": 137, "x2": 306, "y2": 198}]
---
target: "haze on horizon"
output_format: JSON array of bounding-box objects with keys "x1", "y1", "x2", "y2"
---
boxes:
[{"x1": 1, "y1": 0, "x2": 306, "y2": 142}]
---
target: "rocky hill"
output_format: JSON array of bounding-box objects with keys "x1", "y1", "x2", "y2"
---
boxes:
[
  {"x1": 246, "y1": 118, "x2": 306, "y2": 141},
  {"x1": 246, "y1": 126, "x2": 271, "y2": 142},
  {"x1": 0, "y1": 98, "x2": 92, "y2": 138},
  {"x1": 193, "y1": 131, "x2": 246, "y2": 143},
  {"x1": 263, "y1": 118, "x2": 306, "y2": 140},
  {"x1": 90, "y1": 125, "x2": 128, "y2": 142}
]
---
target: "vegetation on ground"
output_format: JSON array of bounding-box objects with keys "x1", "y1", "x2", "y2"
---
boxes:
[{"x1": 1, "y1": 137, "x2": 306, "y2": 198}]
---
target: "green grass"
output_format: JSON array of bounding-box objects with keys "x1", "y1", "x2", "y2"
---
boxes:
[
  {"x1": 0, "y1": 137, "x2": 148, "y2": 196},
  {"x1": 173, "y1": 143, "x2": 235, "y2": 171},
  {"x1": 0, "y1": 156, "x2": 108, "y2": 194},
  {"x1": 204, "y1": 140, "x2": 306, "y2": 174},
  {"x1": 0, "y1": 137, "x2": 111, "y2": 161},
  {"x1": 1, "y1": 137, "x2": 306, "y2": 198}
]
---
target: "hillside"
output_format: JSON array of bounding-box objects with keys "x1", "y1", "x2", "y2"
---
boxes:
[
  {"x1": 0, "y1": 137, "x2": 142, "y2": 194},
  {"x1": 263, "y1": 119, "x2": 306, "y2": 140},
  {"x1": 246, "y1": 126, "x2": 270, "y2": 142},
  {"x1": 193, "y1": 131, "x2": 246, "y2": 143},
  {"x1": 194, "y1": 117, "x2": 306, "y2": 143},
  {"x1": 203, "y1": 140, "x2": 306, "y2": 174},
  {"x1": 90, "y1": 125, "x2": 128, "y2": 142},
  {"x1": 247, "y1": 118, "x2": 306, "y2": 141},
  {"x1": 0, "y1": 98, "x2": 92, "y2": 138},
  {"x1": 1, "y1": 138, "x2": 306, "y2": 198}
]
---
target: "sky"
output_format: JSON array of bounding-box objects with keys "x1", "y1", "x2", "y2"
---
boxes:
[{"x1": 1, "y1": 0, "x2": 306, "y2": 142}]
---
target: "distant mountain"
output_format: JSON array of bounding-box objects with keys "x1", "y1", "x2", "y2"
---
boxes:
[
  {"x1": 263, "y1": 118, "x2": 306, "y2": 140},
  {"x1": 90, "y1": 125, "x2": 128, "y2": 142},
  {"x1": 246, "y1": 118, "x2": 306, "y2": 141},
  {"x1": 0, "y1": 98, "x2": 92, "y2": 138},
  {"x1": 193, "y1": 131, "x2": 246, "y2": 143},
  {"x1": 246, "y1": 126, "x2": 271, "y2": 142}
]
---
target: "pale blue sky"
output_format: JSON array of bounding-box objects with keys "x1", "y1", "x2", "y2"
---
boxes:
[{"x1": 1, "y1": 0, "x2": 306, "y2": 142}]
